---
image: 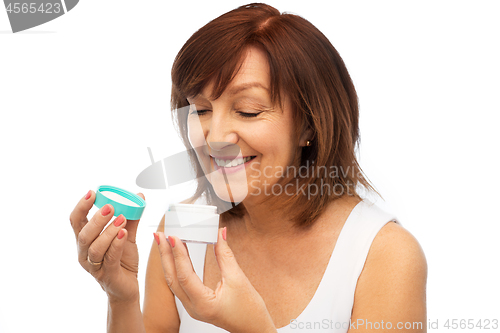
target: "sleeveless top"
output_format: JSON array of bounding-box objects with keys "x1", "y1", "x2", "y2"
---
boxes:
[{"x1": 171, "y1": 200, "x2": 400, "y2": 332}]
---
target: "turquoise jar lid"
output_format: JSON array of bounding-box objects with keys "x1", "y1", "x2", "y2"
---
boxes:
[{"x1": 94, "y1": 185, "x2": 146, "y2": 220}]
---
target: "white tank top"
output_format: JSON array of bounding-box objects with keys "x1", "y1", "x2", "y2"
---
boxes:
[{"x1": 173, "y1": 200, "x2": 400, "y2": 332}]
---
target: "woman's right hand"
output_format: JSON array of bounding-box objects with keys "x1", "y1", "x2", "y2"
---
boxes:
[{"x1": 69, "y1": 190, "x2": 146, "y2": 304}]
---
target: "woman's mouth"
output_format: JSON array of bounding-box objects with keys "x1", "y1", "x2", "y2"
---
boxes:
[{"x1": 211, "y1": 155, "x2": 257, "y2": 174}]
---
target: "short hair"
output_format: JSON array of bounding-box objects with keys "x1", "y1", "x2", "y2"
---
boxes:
[{"x1": 170, "y1": 3, "x2": 377, "y2": 228}]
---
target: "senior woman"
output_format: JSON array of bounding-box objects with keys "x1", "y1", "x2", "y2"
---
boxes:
[{"x1": 70, "y1": 3, "x2": 427, "y2": 333}]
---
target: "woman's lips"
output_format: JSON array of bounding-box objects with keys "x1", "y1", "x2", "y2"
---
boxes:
[{"x1": 211, "y1": 156, "x2": 256, "y2": 174}]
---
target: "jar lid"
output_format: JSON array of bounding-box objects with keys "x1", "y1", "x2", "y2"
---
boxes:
[{"x1": 94, "y1": 185, "x2": 146, "y2": 220}]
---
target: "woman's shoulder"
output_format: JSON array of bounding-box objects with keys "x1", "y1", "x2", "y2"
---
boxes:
[
  {"x1": 328, "y1": 198, "x2": 425, "y2": 270},
  {"x1": 358, "y1": 200, "x2": 427, "y2": 279},
  {"x1": 351, "y1": 216, "x2": 427, "y2": 322},
  {"x1": 369, "y1": 200, "x2": 426, "y2": 259},
  {"x1": 371, "y1": 221, "x2": 426, "y2": 267},
  {"x1": 351, "y1": 199, "x2": 424, "y2": 261}
]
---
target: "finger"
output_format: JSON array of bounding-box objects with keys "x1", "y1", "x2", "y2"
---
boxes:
[
  {"x1": 181, "y1": 241, "x2": 193, "y2": 268},
  {"x1": 69, "y1": 189, "x2": 95, "y2": 240},
  {"x1": 156, "y1": 232, "x2": 190, "y2": 305},
  {"x1": 123, "y1": 192, "x2": 145, "y2": 243},
  {"x1": 214, "y1": 227, "x2": 244, "y2": 280},
  {"x1": 169, "y1": 235, "x2": 213, "y2": 304},
  {"x1": 77, "y1": 204, "x2": 115, "y2": 265},
  {"x1": 103, "y1": 228, "x2": 128, "y2": 274},
  {"x1": 86, "y1": 215, "x2": 127, "y2": 272}
]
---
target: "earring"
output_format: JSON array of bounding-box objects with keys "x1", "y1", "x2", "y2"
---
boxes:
[{"x1": 305, "y1": 140, "x2": 312, "y2": 147}]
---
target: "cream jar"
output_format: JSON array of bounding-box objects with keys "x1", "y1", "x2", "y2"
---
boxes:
[{"x1": 164, "y1": 203, "x2": 220, "y2": 243}]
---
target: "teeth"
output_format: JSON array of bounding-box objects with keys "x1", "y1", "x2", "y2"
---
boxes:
[{"x1": 213, "y1": 156, "x2": 254, "y2": 167}]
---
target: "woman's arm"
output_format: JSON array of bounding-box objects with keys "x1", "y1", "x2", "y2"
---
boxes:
[
  {"x1": 349, "y1": 222, "x2": 427, "y2": 332},
  {"x1": 143, "y1": 214, "x2": 181, "y2": 333},
  {"x1": 108, "y1": 299, "x2": 146, "y2": 333}
]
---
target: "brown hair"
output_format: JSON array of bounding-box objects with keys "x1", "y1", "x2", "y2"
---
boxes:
[{"x1": 171, "y1": 3, "x2": 378, "y2": 228}]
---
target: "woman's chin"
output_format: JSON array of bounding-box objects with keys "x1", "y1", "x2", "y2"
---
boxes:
[{"x1": 211, "y1": 183, "x2": 249, "y2": 204}]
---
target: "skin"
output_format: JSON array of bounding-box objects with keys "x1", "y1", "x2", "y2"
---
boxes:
[{"x1": 70, "y1": 46, "x2": 427, "y2": 333}]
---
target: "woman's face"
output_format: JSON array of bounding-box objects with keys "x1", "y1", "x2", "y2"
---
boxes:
[{"x1": 187, "y1": 46, "x2": 302, "y2": 204}]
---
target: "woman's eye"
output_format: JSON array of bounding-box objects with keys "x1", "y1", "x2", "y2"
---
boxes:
[
  {"x1": 191, "y1": 109, "x2": 211, "y2": 116},
  {"x1": 238, "y1": 111, "x2": 262, "y2": 118}
]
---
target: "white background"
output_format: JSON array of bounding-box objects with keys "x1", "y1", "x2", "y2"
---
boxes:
[{"x1": 1, "y1": 1, "x2": 499, "y2": 332}]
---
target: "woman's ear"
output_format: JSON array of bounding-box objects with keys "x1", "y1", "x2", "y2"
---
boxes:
[{"x1": 299, "y1": 128, "x2": 314, "y2": 147}]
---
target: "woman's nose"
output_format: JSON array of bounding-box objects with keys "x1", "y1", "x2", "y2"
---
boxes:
[{"x1": 206, "y1": 111, "x2": 239, "y2": 150}]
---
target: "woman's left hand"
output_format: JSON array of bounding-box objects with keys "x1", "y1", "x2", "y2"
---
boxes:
[{"x1": 155, "y1": 227, "x2": 277, "y2": 333}]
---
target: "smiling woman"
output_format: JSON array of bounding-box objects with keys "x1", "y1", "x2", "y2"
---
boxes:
[
  {"x1": 69, "y1": 3, "x2": 427, "y2": 333},
  {"x1": 170, "y1": 3, "x2": 376, "y2": 227}
]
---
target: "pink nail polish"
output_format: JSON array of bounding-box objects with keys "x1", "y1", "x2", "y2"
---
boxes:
[
  {"x1": 114, "y1": 215, "x2": 125, "y2": 227},
  {"x1": 101, "y1": 205, "x2": 111, "y2": 216},
  {"x1": 222, "y1": 227, "x2": 227, "y2": 241},
  {"x1": 84, "y1": 190, "x2": 91, "y2": 200},
  {"x1": 168, "y1": 236, "x2": 175, "y2": 248},
  {"x1": 117, "y1": 229, "x2": 125, "y2": 240},
  {"x1": 154, "y1": 233, "x2": 160, "y2": 245}
]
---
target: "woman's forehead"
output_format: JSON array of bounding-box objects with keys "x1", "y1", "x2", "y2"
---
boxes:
[
  {"x1": 191, "y1": 47, "x2": 271, "y2": 101},
  {"x1": 192, "y1": 82, "x2": 270, "y2": 101}
]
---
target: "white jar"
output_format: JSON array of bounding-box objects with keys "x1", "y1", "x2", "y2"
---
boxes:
[{"x1": 164, "y1": 203, "x2": 220, "y2": 243}]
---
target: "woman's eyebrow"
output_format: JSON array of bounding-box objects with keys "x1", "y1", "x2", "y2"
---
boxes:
[
  {"x1": 227, "y1": 82, "x2": 269, "y2": 96},
  {"x1": 188, "y1": 82, "x2": 270, "y2": 102},
  {"x1": 187, "y1": 95, "x2": 209, "y2": 103}
]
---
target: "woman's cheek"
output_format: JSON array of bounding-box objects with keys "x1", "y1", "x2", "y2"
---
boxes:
[
  {"x1": 186, "y1": 117, "x2": 212, "y2": 183},
  {"x1": 187, "y1": 114, "x2": 207, "y2": 150}
]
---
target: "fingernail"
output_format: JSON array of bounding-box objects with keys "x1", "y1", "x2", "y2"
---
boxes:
[
  {"x1": 153, "y1": 233, "x2": 160, "y2": 245},
  {"x1": 168, "y1": 236, "x2": 175, "y2": 248},
  {"x1": 117, "y1": 229, "x2": 125, "y2": 239},
  {"x1": 222, "y1": 227, "x2": 227, "y2": 241},
  {"x1": 84, "y1": 190, "x2": 91, "y2": 200},
  {"x1": 101, "y1": 205, "x2": 111, "y2": 216},
  {"x1": 114, "y1": 215, "x2": 125, "y2": 227}
]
